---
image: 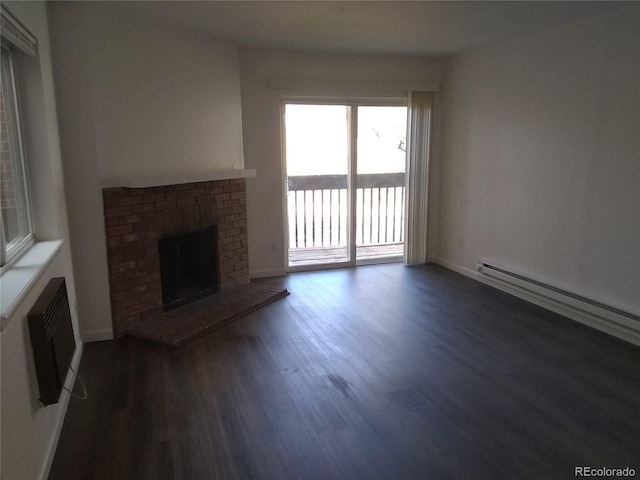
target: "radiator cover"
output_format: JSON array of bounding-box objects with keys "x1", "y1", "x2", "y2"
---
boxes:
[{"x1": 28, "y1": 277, "x2": 76, "y2": 406}]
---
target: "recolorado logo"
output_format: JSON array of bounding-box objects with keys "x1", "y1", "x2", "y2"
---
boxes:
[{"x1": 575, "y1": 466, "x2": 636, "y2": 477}]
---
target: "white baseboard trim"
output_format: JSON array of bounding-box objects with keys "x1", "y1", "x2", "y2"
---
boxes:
[
  {"x1": 434, "y1": 258, "x2": 478, "y2": 278},
  {"x1": 250, "y1": 268, "x2": 287, "y2": 279},
  {"x1": 39, "y1": 340, "x2": 84, "y2": 480},
  {"x1": 433, "y1": 258, "x2": 640, "y2": 347},
  {"x1": 82, "y1": 328, "x2": 114, "y2": 343}
]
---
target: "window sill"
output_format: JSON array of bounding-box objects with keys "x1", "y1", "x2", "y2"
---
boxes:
[{"x1": 0, "y1": 240, "x2": 63, "y2": 331}]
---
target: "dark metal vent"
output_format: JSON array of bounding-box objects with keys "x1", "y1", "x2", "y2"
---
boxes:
[{"x1": 28, "y1": 277, "x2": 76, "y2": 406}]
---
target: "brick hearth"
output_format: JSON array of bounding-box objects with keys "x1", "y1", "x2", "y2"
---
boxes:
[{"x1": 102, "y1": 179, "x2": 249, "y2": 337}]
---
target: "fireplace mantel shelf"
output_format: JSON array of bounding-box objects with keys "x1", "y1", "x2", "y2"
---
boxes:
[{"x1": 101, "y1": 168, "x2": 257, "y2": 189}]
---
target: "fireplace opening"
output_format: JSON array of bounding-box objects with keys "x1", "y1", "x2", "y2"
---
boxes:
[{"x1": 159, "y1": 226, "x2": 219, "y2": 311}]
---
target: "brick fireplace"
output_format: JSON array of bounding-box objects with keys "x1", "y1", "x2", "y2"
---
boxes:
[{"x1": 102, "y1": 178, "x2": 249, "y2": 337}]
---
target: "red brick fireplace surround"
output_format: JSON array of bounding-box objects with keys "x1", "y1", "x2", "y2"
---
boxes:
[{"x1": 102, "y1": 179, "x2": 249, "y2": 337}]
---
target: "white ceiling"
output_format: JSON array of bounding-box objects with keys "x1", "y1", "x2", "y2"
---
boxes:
[{"x1": 105, "y1": 1, "x2": 623, "y2": 57}]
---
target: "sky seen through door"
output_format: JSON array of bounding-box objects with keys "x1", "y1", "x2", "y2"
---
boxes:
[{"x1": 285, "y1": 105, "x2": 407, "y2": 176}]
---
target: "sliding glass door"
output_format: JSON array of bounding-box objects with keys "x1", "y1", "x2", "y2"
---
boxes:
[
  {"x1": 284, "y1": 101, "x2": 407, "y2": 270},
  {"x1": 285, "y1": 104, "x2": 351, "y2": 267},
  {"x1": 355, "y1": 106, "x2": 407, "y2": 263}
]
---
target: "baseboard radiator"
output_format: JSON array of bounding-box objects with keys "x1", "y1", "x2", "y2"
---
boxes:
[
  {"x1": 477, "y1": 262, "x2": 640, "y2": 343},
  {"x1": 28, "y1": 277, "x2": 76, "y2": 406}
]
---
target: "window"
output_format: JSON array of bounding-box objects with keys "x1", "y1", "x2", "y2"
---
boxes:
[
  {"x1": 1, "y1": 44, "x2": 33, "y2": 267},
  {"x1": 1, "y1": 6, "x2": 36, "y2": 268}
]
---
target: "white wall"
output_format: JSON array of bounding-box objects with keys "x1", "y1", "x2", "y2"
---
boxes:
[
  {"x1": 1, "y1": 2, "x2": 80, "y2": 479},
  {"x1": 88, "y1": 4, "x2": 244, "y2": 178},
  {"x1": 437, "y1": 5, "x2": 640, "y2": 314},
  {"x1": 47, "y1": 3, "x2": 246, "y2": 339},
  {"x1": 239, "y1": 49, "x2": 444, "y2": 276}
]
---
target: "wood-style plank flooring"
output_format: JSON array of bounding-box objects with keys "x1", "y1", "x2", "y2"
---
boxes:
[{"x1": 49, "y1": 264, "x2": 640, "y2": 480}]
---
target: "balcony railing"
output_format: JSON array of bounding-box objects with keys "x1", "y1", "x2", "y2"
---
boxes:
[{"x1": 287, "y1": 173, "x2": 405, "y2": 250}]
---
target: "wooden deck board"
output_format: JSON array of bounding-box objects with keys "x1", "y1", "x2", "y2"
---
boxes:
[{"x1": 289, "y1": 243, "x2": 403, "y2": 266}]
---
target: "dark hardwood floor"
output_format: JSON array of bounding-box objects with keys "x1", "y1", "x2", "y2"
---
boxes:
[{"x1": 49, "y1": 264, "x2": 640, "y2": 480}]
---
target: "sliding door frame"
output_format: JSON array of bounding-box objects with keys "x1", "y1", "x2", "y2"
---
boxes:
[{"x1": 281, "y1": 97, "x2": 407, "y2": 273}]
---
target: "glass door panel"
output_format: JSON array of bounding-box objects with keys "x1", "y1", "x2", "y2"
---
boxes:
[
  {"x1": 285, "y1": 104, "x2": 351, "y2": 267},
  {"x1": 355, "y1": 106, "x2": 407, "y2": 262}
]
